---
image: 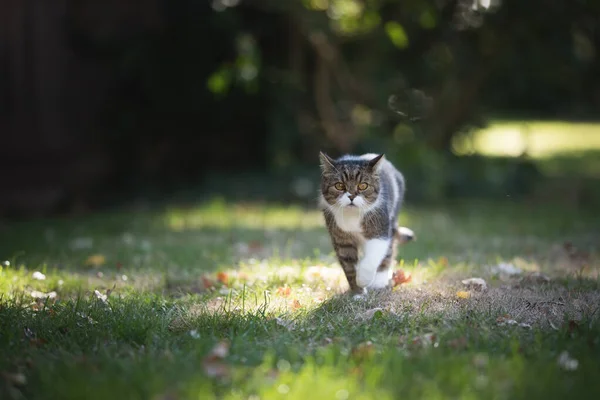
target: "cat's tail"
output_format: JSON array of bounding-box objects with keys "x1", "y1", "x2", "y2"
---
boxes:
[{"x1": 395, "y1": 226, "x2": 415, "y2": 245}]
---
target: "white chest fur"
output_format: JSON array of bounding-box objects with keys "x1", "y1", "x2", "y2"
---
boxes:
[{"x1": 333, "y1": 206, "x2": 363, "y2": 234}]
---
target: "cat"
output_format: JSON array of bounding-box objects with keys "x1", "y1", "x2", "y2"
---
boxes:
[{"x1": 318, "y1": 152, "x2": 413, "y2": 294}]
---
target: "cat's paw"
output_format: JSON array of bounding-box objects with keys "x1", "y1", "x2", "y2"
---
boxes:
[
  {"x1": 352, "y1": 293, "x2": 367, "y2": 301},
  {"x1": 349, "y1": 286, "x2": 367, "y2": 300},
  {"x1": 367, "y1": 270, "x2": 392, "y2": 289},
  {"x1": 356, "y1": 270, "x2": 376, "y2": 288}
]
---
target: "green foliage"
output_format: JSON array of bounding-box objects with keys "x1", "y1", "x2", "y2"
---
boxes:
[{"x1": 385, "y1": 22, "x2": 409, "y2": 49}]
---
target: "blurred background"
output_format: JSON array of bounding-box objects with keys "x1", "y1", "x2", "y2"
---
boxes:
[{"x1": 1, "y1": 0, "x2": 599, "y2": 218}]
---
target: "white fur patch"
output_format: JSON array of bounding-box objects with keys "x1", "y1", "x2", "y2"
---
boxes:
[
  {"x1": 356, "y1": 238, "x2": 390, "y2": 288},
  {"x1": 334, "y1": 206, "x2": 362, "y2": 233},
  {"x1": 368, "y1": 269, "x2": 393, "y2": 289}
]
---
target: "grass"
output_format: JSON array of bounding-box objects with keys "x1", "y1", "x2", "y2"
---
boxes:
[{"x1": 1, "y1": 200, "x2": 599, "y2": 399}]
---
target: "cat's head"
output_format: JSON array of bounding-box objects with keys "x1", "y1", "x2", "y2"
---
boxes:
[{"x1": 319, "y1": 152, "x2": 385, "y2": 211}]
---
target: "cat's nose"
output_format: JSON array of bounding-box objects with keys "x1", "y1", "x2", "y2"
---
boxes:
[{"x1": 347, "y1": 193, "x2": 356, "y2": 201}]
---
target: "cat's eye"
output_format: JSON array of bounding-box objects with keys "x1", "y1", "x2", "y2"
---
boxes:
[
  {"x1": 358, "y1": 183, "x2": 368, "y2": 191},
  {"x1": 334, "y1": 182, "x2": 346, "y2": 191}
]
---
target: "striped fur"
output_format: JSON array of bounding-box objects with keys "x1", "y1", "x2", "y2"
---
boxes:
[{"x1": 319, "y1": 152, "x2": 410, "y2": 293}]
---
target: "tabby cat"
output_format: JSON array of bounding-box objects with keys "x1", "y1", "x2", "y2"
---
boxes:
[{"x1": 318, "y1": 152, "x2": 413, "y2": 294}]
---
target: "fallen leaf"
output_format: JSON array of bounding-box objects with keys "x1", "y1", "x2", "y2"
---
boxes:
[
  {"x1": 276, "y1": 286, "x2": 291, "y2": 297},
  {"x1": 216, "y1": 272, "x2": 229, "y2": 285},
  {"x1": 202, "y1": 276, "x2": 215, "y2": 289},
  {"x1": 496, "y1": 314, "x2": 511, "y2": 323},
  {"x1": 456, "y1": 291, "x2": 471, "y2": 299},
  {"x1": 248, "y1": 240, "x2": 264, "y2": 251},
  {"x1": 291, "y1": 299, "x2": 302, "y2": 310},
  {"x1": 392, "y1": 270, "x2": 412, "y2": 286},
  {"x1": 85, "y1": 254, "x2": 106, "y2": 267},
  {"x1": 461, "y1": 278, "x2": 487, "y2": 291}
]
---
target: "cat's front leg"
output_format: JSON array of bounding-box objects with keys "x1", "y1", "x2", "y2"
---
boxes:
[
  {"x1": 333, "y1": 241, "x2": 363, "y2": 293},
  {"x1": 356, "y1": 238, "x2": 391, "y2": 288}
]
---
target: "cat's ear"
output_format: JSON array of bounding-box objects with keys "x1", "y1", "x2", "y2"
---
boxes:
[
  {"x1": 319, "y1": 151, "x2": 337, "y2": 173},
  {"x1": 368, "y1": 154, "x2": 386, "y2": 172}
]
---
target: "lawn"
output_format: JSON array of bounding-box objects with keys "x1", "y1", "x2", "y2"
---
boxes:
[{"x1": 1, "y1": 200, "x2": 599, "y2": 399}]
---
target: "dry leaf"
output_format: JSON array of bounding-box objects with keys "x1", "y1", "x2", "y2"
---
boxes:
[
  {"x1": 202, "y1": 276, "x2": 215, "y2": 289},
  {"x1": 291, "y1": 299, "x2": 302, "y2": 310},
  {"x1": 276, "y1": 286, "x2": 291, "y2": 297},
  {"x1": 456, "y1": 291, "x2": 471, "y2": 299},
  {"x1": 461, "y1": 278, "x2": 487, "y2": 291},
  {"x1": 216, "y1": 272, "x2": 229, "y2": 285},
  {"x1": 85, "y1": 254, "x2": 106, "y2": 267},
  {"x1": 392, "y1": 270, "x2": 412, "y2": 286},
  {"x1": 248, "y1": 240, "x2": 264, "y2": 251}
]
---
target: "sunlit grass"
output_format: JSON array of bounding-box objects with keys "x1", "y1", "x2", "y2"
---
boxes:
[
  {"x1": 453, "y1": 120, "x2": 600, "y2": 158},
  {"x1": 0, "y1": 200, "x2": 599, "y2": 399}
]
